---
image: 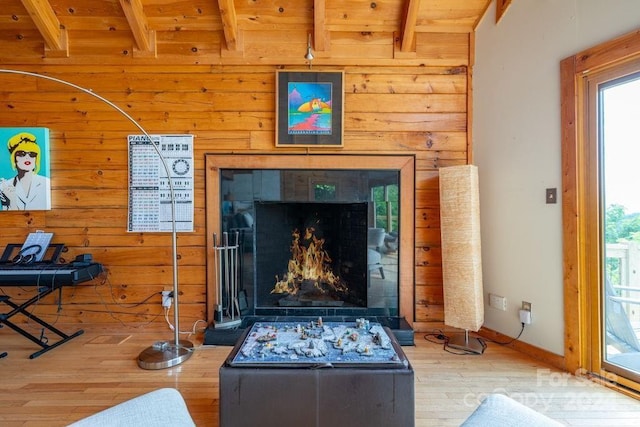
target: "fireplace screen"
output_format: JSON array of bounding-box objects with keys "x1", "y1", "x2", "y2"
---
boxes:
[{"x1": 220, "y1": 168, "x2": 400, "y2": 318}]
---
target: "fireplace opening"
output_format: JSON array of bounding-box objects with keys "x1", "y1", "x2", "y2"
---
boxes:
[{"x1": 255, "y1": 201, "x2": 368, "y2": 310}]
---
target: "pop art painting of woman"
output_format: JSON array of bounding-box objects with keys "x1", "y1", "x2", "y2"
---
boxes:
[{"x1": 0, "y1": 128, "x2": 51, "y2": 211}]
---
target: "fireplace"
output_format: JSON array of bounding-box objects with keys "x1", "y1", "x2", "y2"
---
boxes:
[
  {"x1": 255, "y1": 201, "x2": 368, "y2": 310},
  {"x1": 205, "y1": 154, "x2": 415, "y2": 342}
]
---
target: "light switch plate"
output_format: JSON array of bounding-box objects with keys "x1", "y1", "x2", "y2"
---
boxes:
[{"x1": 546, "y1": 188, "x2": 557, "y2": 204}]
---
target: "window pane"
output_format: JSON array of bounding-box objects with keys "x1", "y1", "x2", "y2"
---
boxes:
[{"x1": 602, "y1": 73, "x2": 640, "y2": 375}]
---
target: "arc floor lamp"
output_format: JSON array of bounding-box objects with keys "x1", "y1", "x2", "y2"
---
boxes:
[{"x1": 0, "y1": 69, "x2": 193, "y2": 369}]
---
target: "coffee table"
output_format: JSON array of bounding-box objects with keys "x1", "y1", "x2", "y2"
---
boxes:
[{"x1": 219, "y1": 320, "x2": 414, "y2": 427}]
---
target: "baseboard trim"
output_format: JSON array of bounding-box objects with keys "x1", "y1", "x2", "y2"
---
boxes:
[
  {"x1": 413, "y1": 321, "x2": 566, "y2": 371},
  {"x1": 478, "y1": 326, "x2": 566, "y2": 371}
]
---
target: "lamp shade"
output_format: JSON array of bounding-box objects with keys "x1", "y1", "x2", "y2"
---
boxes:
[{"x1": 439, "y1": 164, "x2": 484, "y2": 332}]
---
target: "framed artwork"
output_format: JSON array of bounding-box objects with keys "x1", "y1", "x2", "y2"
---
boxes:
[
  {"x1": 0, "y1": 127, "x2": 51, "y2": 211},
  {"x1": 127, "y1": 134, "x2": 194, "y2": 232},
  {"x1": 275, "y1": 70, "x2": 344, "y2": 147}
]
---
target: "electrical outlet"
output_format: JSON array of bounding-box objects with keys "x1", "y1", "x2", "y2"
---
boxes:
[
  {"x1": 520, "y1": 301, "x2": 532, "y2": 324},
  {"x1": 162, "y1": 290, "x2": 172, "y2": 308},
  {"x1": 489, "y1": 293, "x2": 507, "y2": 311}
]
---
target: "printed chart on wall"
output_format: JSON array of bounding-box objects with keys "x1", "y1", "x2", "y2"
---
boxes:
[{"x1": 127, "y1": 134, "x2": 194, "y2": 232}]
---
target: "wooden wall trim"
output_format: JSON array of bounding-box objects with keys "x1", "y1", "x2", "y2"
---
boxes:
[
  {"x1": 204, "y1": 154, "x2": 416, "y2": 325},
  {"x1": 561, "y1": 28, "x2": 640, "y2": 375},
  {"x1": 560, "y1": 54, "x2": 581, "y2": 374},
  {"x1": 479, "y1": 326, "x2": 566, "y2": 371},
  {"x1": 574, "y1": 29, "x2": 640, "y2": 74}
]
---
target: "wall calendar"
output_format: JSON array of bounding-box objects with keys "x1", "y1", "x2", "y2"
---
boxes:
[{"x1": 127, "y1": 134, "x2": 194, "y2": 232}]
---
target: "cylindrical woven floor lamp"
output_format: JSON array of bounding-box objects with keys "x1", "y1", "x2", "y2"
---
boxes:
[{"x1": 439, "y1": 164, "x2": 485, "y2": 354}]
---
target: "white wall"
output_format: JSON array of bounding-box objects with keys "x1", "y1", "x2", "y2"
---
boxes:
[{"x1": 473, "y1": 0, "x2": 640, "y2": 355}]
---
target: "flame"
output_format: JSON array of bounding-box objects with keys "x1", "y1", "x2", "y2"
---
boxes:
[{"x1": 272, "y1": 227, "x2": 347, "y2": 295}]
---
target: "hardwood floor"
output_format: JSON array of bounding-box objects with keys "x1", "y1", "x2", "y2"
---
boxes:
[{"x1": 1, "y1": 324, "x2": 640, "y2": 426}]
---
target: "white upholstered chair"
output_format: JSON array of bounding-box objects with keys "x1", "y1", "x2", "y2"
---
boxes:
[{"x1": 368, "y1": 228, "x2": 386, "y2": 279}]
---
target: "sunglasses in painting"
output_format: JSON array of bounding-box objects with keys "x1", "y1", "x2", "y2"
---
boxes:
[{"x1": 15, "y1": 150, "x2": 38, "y2": 158}]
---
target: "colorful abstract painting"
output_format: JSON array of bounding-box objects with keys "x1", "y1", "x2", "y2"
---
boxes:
[
  {"x1": 276, "y1": 71, "x2": 344, "y2": 147},
  {"x1": 287, "y1": 81, "x2": 333, "y2": 135},
  {"x1": 0, "y1": 127, "x2": 51, "y2": 211}
]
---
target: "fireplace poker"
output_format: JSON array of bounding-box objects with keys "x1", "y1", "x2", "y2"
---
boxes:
[
  {"x1": 223, "y1": 231, "x2": 230, "y2": 317},
  {"x1": 228, "y1": 232, "x2": 234, "y2": 320},
  {"x1": 231, "y1": 230, "x2": 241, "y2": 320},
  {"x1": 213, "y1": 233, "x2": 223, "y2": 323}
]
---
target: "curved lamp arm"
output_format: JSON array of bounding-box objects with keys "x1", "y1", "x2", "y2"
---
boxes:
[{"x1": 0, "y1": 69, "x2": 189, "y2": 368}]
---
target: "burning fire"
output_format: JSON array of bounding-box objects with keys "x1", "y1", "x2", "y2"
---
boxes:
[{"x1": 272, "y1": 227, "x2": 347, "y2": 296}]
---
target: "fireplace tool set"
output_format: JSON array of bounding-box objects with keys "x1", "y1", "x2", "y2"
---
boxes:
[{"x1": 213, "y1": 231, "x2": 242, "y2": 329}]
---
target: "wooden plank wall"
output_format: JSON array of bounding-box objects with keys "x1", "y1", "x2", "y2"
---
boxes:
[{"x1": 0, "y1": 51, "x2": 469, "y2": 333}]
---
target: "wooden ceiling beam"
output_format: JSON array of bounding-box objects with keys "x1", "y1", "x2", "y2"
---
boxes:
[
  {"x1": 217, "y1": 0, "x2": 239, "y2": 51},
  {"x1": 19, "y1": 0, "x2": 68, "y2": 57},
  {"x1": 400, "y1": 0, "x2": 421, "y2": 53},
  {"x1": 496, "y1": 0, "x2": 514, "y2": 24},
  {"x1": 313, "y1": 0, "x2": 329, "y2": 52},
  {"x1": 118, "y1": 0, "x2": 156, "y2": 57}
]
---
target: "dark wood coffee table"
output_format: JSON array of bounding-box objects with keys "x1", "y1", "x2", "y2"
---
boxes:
[{"x1": 219, "y1": 321, "x2": 415, "y2": 427}]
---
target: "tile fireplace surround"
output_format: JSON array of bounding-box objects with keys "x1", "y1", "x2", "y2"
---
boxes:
[{"x1": 204, "y1": 154, "x2": 416, "y2": 345}]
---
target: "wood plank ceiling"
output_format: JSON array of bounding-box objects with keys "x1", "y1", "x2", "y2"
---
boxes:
[{"x1": 1, "y1": 0, "x2": 497, "y2": 64}]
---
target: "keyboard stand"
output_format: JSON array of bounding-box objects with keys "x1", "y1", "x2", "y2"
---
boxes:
[{"x1": 0, "y1": 284, "x2": 84, "y2": 359}]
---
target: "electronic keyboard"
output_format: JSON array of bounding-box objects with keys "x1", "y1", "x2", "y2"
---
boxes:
[{"x1": 0, "y1": 262, "x2": 103, "y2": 287}]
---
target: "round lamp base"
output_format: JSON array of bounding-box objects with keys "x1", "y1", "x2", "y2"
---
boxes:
[{"x1": 137, "y1": 340, "x2": 194, "y2": 370}]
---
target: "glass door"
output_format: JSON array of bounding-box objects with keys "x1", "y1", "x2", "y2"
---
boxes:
[{"x1": 600, "y1": 70, "x2": 640, "y2": 383}]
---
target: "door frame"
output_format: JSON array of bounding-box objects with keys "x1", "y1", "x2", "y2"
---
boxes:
[{"x1": 561, "y1": 28, "x2": 640, "y2": 393}]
